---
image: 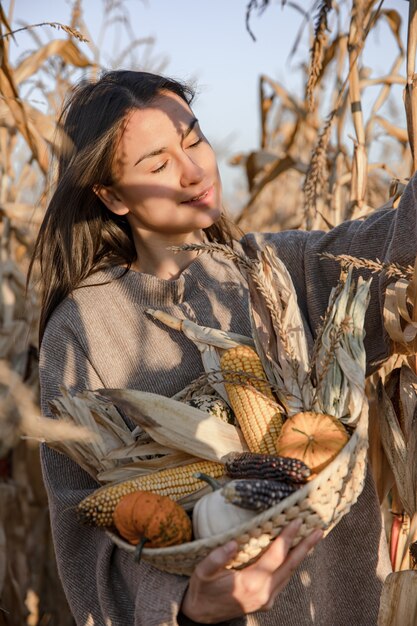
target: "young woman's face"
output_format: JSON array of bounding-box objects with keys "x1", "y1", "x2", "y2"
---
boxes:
[{"x1": 101, "y1": 90, "x2": 223, "y2": 237}]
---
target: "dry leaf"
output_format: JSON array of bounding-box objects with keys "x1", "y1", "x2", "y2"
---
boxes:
[
  {"x1": 14, "y1": 39, "x2": 91, "y2": 84},
  {"x1": 98, "y1": 388, "x2": 248, "y2": 461}
]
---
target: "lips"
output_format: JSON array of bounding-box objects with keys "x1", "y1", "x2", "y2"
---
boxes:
[
  {"x1": 181, "y1": 185, "x2": 213, "y2": 205},
  {"x1": 190, "y1": 189, "x2": 209, "y2": 202}
]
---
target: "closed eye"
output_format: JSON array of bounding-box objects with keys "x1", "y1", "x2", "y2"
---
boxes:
[
  {"x1": 150, "y1": 135, "x2": 203, "y2": 173},
  {"x1": 151, "y1": 162, "x2": 168, "y2": 174},
  {"x1": 187, "y1": 136, "x2": 203, "y2": 148}
]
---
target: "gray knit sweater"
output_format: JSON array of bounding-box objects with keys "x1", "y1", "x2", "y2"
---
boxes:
[{"x1": 40, "y1": 176, "x2": 417, "y2": 625}]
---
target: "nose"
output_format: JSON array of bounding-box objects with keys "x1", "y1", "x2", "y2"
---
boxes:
[{"x1": 179, "y1": 152, "x2": 204, "y2": 187}]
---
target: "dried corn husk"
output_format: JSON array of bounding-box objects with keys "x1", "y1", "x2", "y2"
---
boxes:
[
  {"x1": 367, "y1": 378, "x2": 395, "y2": 504},
  {"x1": 315, "y1": 270, "x2": 371, "y2": 425},
  {"x1": 372, "y1": 364, "x2": 417, "y2": 571},
  {"x1": 105, "y1": 440, "x2": 174, "y2": 460},
  {"x1": 145, "y1": 308, "x2": 254, "y2": 350},
  {"x1": 98, "y1": 389, "x2": 248, "y2": 462},
  {"x1": 44, "y1": 381, "x2": 243, "y2": 485},
  {"x1": 45, "y1": 388, "x2": 139, "y2": 479},
  {"x1": 375, "y1": 369, "x2": 417, "y2": 520},
  {"x1": 378, "y1": 571, "x2": 417, "y2": 626},
  {"x1": 384, "y1": 257, "x2": 417, "y2": 354}
]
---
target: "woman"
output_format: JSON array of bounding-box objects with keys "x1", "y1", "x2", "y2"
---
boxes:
[{"x1": 32, "y1": 69, "x2": 410, "y2": 625}]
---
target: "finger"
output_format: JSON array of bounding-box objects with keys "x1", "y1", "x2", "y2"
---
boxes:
[
  {"x1": 289, "y1": 528, "x2": 323, "y2": 563},
  {"x1": 193, "y1": 540, "x2": 239, "y2": 580},
  {"x1": 254, "y1": 519, "x2": 303, "y2": 572}
]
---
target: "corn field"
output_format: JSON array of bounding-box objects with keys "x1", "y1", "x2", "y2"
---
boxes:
[{"x1": 1, "y1": 0, "x2": 417, "y2": 623}]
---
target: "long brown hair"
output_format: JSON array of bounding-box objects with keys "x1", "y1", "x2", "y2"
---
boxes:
[{"x1": 28, "y1": 70, "x2": 240, "y2": 344}]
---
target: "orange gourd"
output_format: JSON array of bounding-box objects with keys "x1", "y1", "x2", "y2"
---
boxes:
[
  {"x1": 113, "y1": 491, "x2": 192, "y2": 558},
  {"x1": 276, "y1": 412, "x2": 349, "y2": 474}
]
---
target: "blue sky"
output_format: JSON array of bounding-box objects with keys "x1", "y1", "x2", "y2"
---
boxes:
[{"x1": 4, "y1": 0, "x2": 411, "y2": 207}]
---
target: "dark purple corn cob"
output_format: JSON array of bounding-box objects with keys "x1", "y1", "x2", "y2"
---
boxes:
[
  {"x1": 221, "y1": 478, "x2": 298, "y2": 511},
  {"x1": 223, "y1": 451, "x2": 311, "y2": 484}
]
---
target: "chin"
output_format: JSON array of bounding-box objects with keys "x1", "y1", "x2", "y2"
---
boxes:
[
  {"x1": 203, "y1": 206, "x2": 222, "y2": 227},
  {"x1": 183, "y1": 207, "x2": 222, "y2": 233}
]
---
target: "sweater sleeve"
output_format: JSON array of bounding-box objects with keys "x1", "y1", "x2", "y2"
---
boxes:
[
  {"x1": 303, "y1": 174, "x2": 417, "y2": 373},
  {"x1": 244, "y1": 172, "x2": 417, "y2": 375},
  {"x1": 39, "y1": 311, "x2": 191, "y2": 626}
]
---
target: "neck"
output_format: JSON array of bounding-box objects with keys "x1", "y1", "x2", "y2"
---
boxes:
[{"x1": 130, "y1": 229, "x2": 205, "y2": 280}]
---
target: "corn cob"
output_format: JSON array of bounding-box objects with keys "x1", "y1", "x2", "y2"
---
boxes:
[
  {"x1": 222, "y1": 478, "x2": 297, "y2": 511},
  {"x1": 220, "y1": 345, "x2": 283, "y2": 454},
  {"x1": 223, "y1": 451, "x2": 311, "y2": 483},
  {"x1": 187, "y1": 394, "x2": 235, "y2": 424},
  {"x1": 77, "y1": 460, "x2": 224, "y2": 527}
]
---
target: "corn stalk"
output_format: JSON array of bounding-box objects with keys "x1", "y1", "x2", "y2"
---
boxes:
[{"x1": 404, "y1": 0, "x2": 417, "y2": 174}]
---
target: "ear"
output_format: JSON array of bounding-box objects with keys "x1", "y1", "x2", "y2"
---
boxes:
[{"x1": 93, "y1": 184, "x2": 129, "y2": 216}]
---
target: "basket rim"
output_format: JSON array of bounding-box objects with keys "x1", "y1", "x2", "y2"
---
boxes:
[{"x1": 107, "y1": 402, "x2": 369, "y2": 557}]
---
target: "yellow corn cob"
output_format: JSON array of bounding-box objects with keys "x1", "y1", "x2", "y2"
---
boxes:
[
  {"x1": 220, "y1": 345, "x2": 283, "y2": 454},
  {"x1": 77, "y1": 460, "x2": 224, "y2": 527}
]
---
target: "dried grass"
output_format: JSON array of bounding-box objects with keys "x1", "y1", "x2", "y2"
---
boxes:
[
  {"x1": 0, "y1": 22, "x2": 89, "y2": 43},
  {"x1": 306, "y1": 0, "x2": 333, "y2": 111},
  {"x1": 320, "y1": 253, "x2": 414, "y2": 280}
]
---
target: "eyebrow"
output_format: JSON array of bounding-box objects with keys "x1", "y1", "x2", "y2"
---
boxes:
[{"x1": 134, "y1": 117, "x2": 199, "y2": 166}]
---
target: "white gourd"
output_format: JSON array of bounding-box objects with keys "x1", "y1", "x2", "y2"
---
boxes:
[{"x1": 192, "y1": 489, "x2": 257, "y2": 539}]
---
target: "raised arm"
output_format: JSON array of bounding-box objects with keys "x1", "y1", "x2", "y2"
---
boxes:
[
  {"x1": 244, "y1": 173, "x2": 417, "y2": 374},
  {"x1": 304, "y1": 175, "x2": 417, "y2": 372}
]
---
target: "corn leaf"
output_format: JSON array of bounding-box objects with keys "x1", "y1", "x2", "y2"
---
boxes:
[{"x1": 14, "y1": 39, "x2": 91, "y2": 84}]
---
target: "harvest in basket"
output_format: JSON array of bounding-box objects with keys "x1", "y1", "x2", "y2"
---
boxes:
[{"x1": 49, "y1": 243, "x2": 371, "y2": 575}]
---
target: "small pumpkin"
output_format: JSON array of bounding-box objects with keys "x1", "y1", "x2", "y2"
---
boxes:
[
  {"x1": 113, "y1": 490, "x2": 192, "y2": 560},
  {"x1": 192, "y1": 473, "x2": 258, "y2": 539},
  {"x1": 276, "y1": 412, "x2": 349, "y2": 474}
]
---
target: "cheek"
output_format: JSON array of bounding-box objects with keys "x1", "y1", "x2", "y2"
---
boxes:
[
  {"x1": 213, "y1": 161, "x2": 223, "y2": 198},
  {"x1": 123, "y1": 180, "x2": 176, "y2": 205},
  {"x1": 206, "y1": 146, "x2": 220, "y2": 173},
  {"x1": 196, "y1": 140, "x2": 218, "y2": 172}
]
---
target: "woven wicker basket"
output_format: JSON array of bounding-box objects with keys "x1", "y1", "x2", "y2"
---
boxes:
[{"x1": 108, "y1": 401, "x2": 369, "y2": 576}]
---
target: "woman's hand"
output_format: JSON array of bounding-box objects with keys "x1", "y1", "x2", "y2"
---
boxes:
[{"x1": 180, "y1": 519, "x2": 323, "y2": 624}]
